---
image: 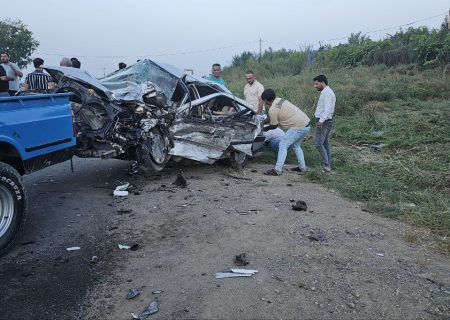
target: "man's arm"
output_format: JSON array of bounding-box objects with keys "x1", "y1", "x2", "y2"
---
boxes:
[
  {"x1": 0, "y1": 75, "x2": 13, "y2": 81},
  {"x1": 10, "y1": 64, "x2": 23, "y2": 77},
  {"x1": 316, "y1": 92, "x2": 333, "y2": 129}
]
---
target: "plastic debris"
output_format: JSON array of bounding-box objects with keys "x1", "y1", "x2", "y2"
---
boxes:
[
  {"x1": 234, "y1": 253, "x2": 249, "y2": 266},
  {"x1": 139, "y1": 297, "x2": 160, "y2": 319},
  {"x1": 152, "y1": 290, "x2": 163, "y2": 294},
  {"x1": 66, "y1": 246, "x2": 81, "y2": 251},
  {"x1": 230, "y1": 268, "x2": 258, "y2": 274},
  {"x1": 215, "y1": 268, "x2": 258, "y2": 279},
  {"x1": 126, "y1": 288, "x2": 141, "y2": 300},
  {"x1": 292, "y1": 200, "x2": 307, "y2": 211},
  {"x1": 172, "y1": 173, "x2": 187, "y2": 188},
  {"x1": 118, "y1": 244, "x2": 131, "y2": 250},
  {"x1": 114, "y1": 182, "x2": 130, "y2": 196}
]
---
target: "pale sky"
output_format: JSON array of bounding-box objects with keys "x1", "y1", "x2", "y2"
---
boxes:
[{"x1": 4, "y1": 0, "x2": 448, "y2": 77}]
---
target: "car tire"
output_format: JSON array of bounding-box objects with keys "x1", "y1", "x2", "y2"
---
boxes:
[
  {"x1": 137, "y1": 127, "x2": 171, "y2": 172},
  {"x1": 0, "y1": 162, "x2": 26, "y2": 256},
  {"x1": 229, "y1": 151, "x2": 249, "y2": 168}
]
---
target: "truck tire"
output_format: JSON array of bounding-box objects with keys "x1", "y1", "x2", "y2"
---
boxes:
[
  {"x1": 137, "y1": 127, "x2": 171, "y2": 172},
  {"x1": 0, "y1": 162, "x2": 26, "y2": 255}
]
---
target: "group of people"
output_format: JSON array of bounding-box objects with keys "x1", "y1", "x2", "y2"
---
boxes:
[
  {"x1": 206, "y1": 63, "x2": 335, "y2": 174},
  {"x1": 0, "y1": 52, "x2": 84, "y2": 95},
  {"x1": 261, "y1": 74, "x2": 335, "y2": 175}
]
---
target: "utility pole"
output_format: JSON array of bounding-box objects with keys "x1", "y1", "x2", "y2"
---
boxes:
[
  {"x1": 448, "y1": 10, "x2": 449, "y2": 30},
  {"x1": 259, "y1": 38, "x2": 262, "y2": 60}
]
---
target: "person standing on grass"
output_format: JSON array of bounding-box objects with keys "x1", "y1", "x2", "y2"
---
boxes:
[
  {"x1": 207, "y1": 63, "x2": 226, "y2": 87},
  {"x1": 313, "y1": 74, "x2": 336, "y2": 172},
  {"x1": 261, "y1": 89, "x2": 311, "y2": 176},
  {"x1": 244, "y1": 70, "x2": 265, "y2": 114}
]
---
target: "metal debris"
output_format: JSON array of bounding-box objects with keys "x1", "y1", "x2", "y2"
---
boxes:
[
  {"x1": 114, "y1": 183, "x2": 130, "y2": 196},
  {"x1": 66, "y1": 246, "x2": 81, "y2": 251},
  {"x1": 172, "y1": 173, "x2": 187, "y2": 188},
  {"x1": 215, "y1": 268, "x2": 258, "y2": 279},
  {"x1": 138, "y1": 297, "x2": 160, "y2": 319},
  {"x1": 126, "y1": 288, "x2": 141, "y2": 300},
  {"x1": 234, "y1": 253, "x2": 249, "y2": 266},
  {"x1": 292, "y1": 200, "x2": 307, "y2": 211}
]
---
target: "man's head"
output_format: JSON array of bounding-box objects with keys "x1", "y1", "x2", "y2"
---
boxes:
[
  {"x1": 33, "y1": 58, "x2": 44, "y2": 69},
  {"x1": 60, "y1": 57, "x2": 72, "y2": 67},
  {"x1": 261, "y1": 89, "x2": 276, "y2": 106},
  {"x1": 71, "y1": 57, "x2": 81, "y2": 69},
  {"x1": 212, "y1": 63, "x2": 221, "y2": 78},
  {"x1": 245, "y1": 70, "x2": 255, "y2": 85},
  {"x1": 313, "y1": 74, "x2": 328, "y2": 91},
  {"x1": 0, "y1": 51, "x2": 10, "y2": 63},
  {"x1": 119, "y1": 62, "x2": 127, "y2": 70}
]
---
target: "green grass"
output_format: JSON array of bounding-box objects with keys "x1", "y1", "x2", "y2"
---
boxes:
[{"x1": 225, "y1": 65, "x2": 450, "y2": 241}]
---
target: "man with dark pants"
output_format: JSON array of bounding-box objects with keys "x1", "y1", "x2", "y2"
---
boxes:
[
  {"x1": 313, "y1": 75, "x2": 336, "y2": 172},
  {"x1": 0, "y1": 64, "x2": 11, "y2": 97},
  {"x1": 261, "y1": 89, "x2": 310, "y2": 176}
]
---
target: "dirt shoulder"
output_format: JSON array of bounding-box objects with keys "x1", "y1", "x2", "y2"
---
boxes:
[{"x1": 83, "y1": 162, "x2": 450, "y2": 319}]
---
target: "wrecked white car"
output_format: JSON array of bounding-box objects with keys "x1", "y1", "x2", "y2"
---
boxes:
[{"x1": 44, "y1": 59, "x2": 262, "y2": 171}]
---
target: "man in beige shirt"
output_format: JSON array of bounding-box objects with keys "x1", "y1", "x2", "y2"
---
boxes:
[
  {"x1": 261, "y1": 89, "x2": 310, "y2": 176},
  {"x1": 244, "y1": 70, "x2": 264, "y2": 113}
]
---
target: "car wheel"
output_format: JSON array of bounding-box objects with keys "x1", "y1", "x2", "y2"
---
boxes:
[
  {"x1": 0, "y1": 162, "x2": 26, "y2": 255},
  {"x1": 229, "y1": 151, "x2": 249, "y2": 168},
  {"x1": 137, "y1": 127, "x2": 171, "y2": 172}
]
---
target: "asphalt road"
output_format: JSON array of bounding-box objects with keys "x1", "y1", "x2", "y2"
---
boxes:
[{"x1": 0, "y1": 157, "x2": 132, "y2": 320}]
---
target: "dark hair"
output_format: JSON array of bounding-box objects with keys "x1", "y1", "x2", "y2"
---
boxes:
[
  {"x1": 313, "y1": 74, "x2": 328, "y2": 85},
  {"x1": 245, "y1": 70, "x2": 254, "y2": 75},
  {"x1": 0, "y1": 51, "x2": 10, "y2": 57},
  {"x1": 118, "y1": 62, "x2": 127, "y2": 69},
  {"x1": 261, "y1": 89, "x2": 276, "y2": 102},
  {"x1": 212, "y1": 63, "x2": 221, "y2": 69},
  {"x1": 71, "y1": 58, "x2": 81, "y2": 68},
  {"x1": 33, "y1": 58, "x2": 44, "y2": 68}
]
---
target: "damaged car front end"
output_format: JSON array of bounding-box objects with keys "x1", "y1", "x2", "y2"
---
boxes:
[{"x1": 44, "y1": 59, "x2": 262, "y2": 171}]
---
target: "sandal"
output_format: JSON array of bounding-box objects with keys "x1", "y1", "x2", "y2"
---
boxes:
[
  {"x1": 264, "y1": 169, "x2": 282, "y2": 176},
  {"x1": 290, "y1": 166, "x2": 307, "y2": 172}
]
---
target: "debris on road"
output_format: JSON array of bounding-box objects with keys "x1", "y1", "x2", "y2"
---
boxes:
[
  {"x1": 292, "y1": 200, "x2": 307, "y2": 211},
  {"x1": 66, "y1": 246, "x2": 81, "y2": 251},
  {"x1": 172, "y1": 173, "x2": 187, "y2": 188},
  {"x1": 308, "y1": 230, "x2": 326, "y2": 242},
  {"x1": 118, "y1": 244, "x2": 131, "y2": 250},
  {"x1": 126, "y1": 288, "x2": 141, "y2": 300},
  {"x1": 118, "y1": 208, "x2": 133, "y2": 214},
  {"x1": 152, "y1": 290, "x2": 163, "y2": 294},
  {"x1": 133, "y1": 297, "x2": 160, "y2": 319},
  {"x1": 215, "y1": 268, "x2": 258, "y2": 279},
  {"x1": 91, "y1": 256, "x2": 99, "y2": 264},
  {"x1": 234, "y1": 253, "x2": 249, "y2": 266},
  {"x1": 114, "y1": 182, "x2": 130, "y2": 196}
]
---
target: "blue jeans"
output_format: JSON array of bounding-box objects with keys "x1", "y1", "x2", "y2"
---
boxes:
[
  {"x1": 266, "y1": 140, "x2": 280, "y2": 153},
  {"x1": 275, "y1": 127, "x2": 310, "y2": 172},
  {"x1": 314, "y1": 119, "x2": 332, "y2": 167}
]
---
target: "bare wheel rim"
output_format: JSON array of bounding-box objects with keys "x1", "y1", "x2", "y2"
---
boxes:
[
  {"x1": 0, "y1": 185, "x2": 15, "y2": 238},
  {"x1": 150, "y1": 134, "x2": 166, "y2": 165}
]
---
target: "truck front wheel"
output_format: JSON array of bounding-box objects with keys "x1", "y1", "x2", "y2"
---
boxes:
[{"x1": 0, "y1": 162, "x2": 26, "y2": 255}]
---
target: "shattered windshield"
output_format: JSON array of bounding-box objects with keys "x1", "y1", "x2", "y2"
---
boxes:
[{"x1": 99, "y1": 60, "x2": 180, "y2": 102}]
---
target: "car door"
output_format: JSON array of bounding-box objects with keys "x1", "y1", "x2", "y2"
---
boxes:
[{"x1": 169, "y1": 92, "x2": 260, "y2": 164}]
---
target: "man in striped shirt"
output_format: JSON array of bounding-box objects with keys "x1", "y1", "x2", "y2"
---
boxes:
[{"x1": 24, "y1": 58, "x2": 55, "y2": 91}]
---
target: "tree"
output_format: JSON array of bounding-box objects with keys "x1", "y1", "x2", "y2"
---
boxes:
[{"x1": 0, "y1": 18, "x2": 39, "y2": 68}]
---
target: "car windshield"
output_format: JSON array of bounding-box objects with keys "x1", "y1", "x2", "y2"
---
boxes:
[{"x1": 99, "y1": 60, "x2": 180, "y2": 102}]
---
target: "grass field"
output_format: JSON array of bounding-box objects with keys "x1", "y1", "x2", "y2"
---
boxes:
[{"x1": 223, "y1": 64, "x2": 450, "y2": 251}]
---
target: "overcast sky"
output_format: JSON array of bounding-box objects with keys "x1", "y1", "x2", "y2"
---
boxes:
[{"x1": 4, "y1": 0, "x2": 448, "y2": 77}]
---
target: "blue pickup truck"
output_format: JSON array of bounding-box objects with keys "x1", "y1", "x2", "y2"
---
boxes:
[{"x1": 0, "y1": 93, "x2": 76, "y2": 254}]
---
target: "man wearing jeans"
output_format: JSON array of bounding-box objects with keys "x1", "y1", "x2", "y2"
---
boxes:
[
  {"x1": 313, "y1": 75, "x2": 336, "y2": 172},
  {"x1": 261, "y1": 89, "x2": 310, "y2": 176}
]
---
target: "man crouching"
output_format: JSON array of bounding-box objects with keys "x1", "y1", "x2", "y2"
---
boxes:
[{"x1": 261, "y1": 89, "x2": 310, "y2": 176}]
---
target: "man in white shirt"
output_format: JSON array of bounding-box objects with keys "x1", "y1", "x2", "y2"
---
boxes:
[
  {"x1": 244, "y1": 70, "x2": 264, "y2": 113},
  {"x1": 263, "y1": 127, "x2": 285, "y2": 152},
  {"x1": 0, "y1": 51, "x2": 23, "y2": 96},
  {"x1": 313, "y1": 74, "x2": 336, "y2": 172}
]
